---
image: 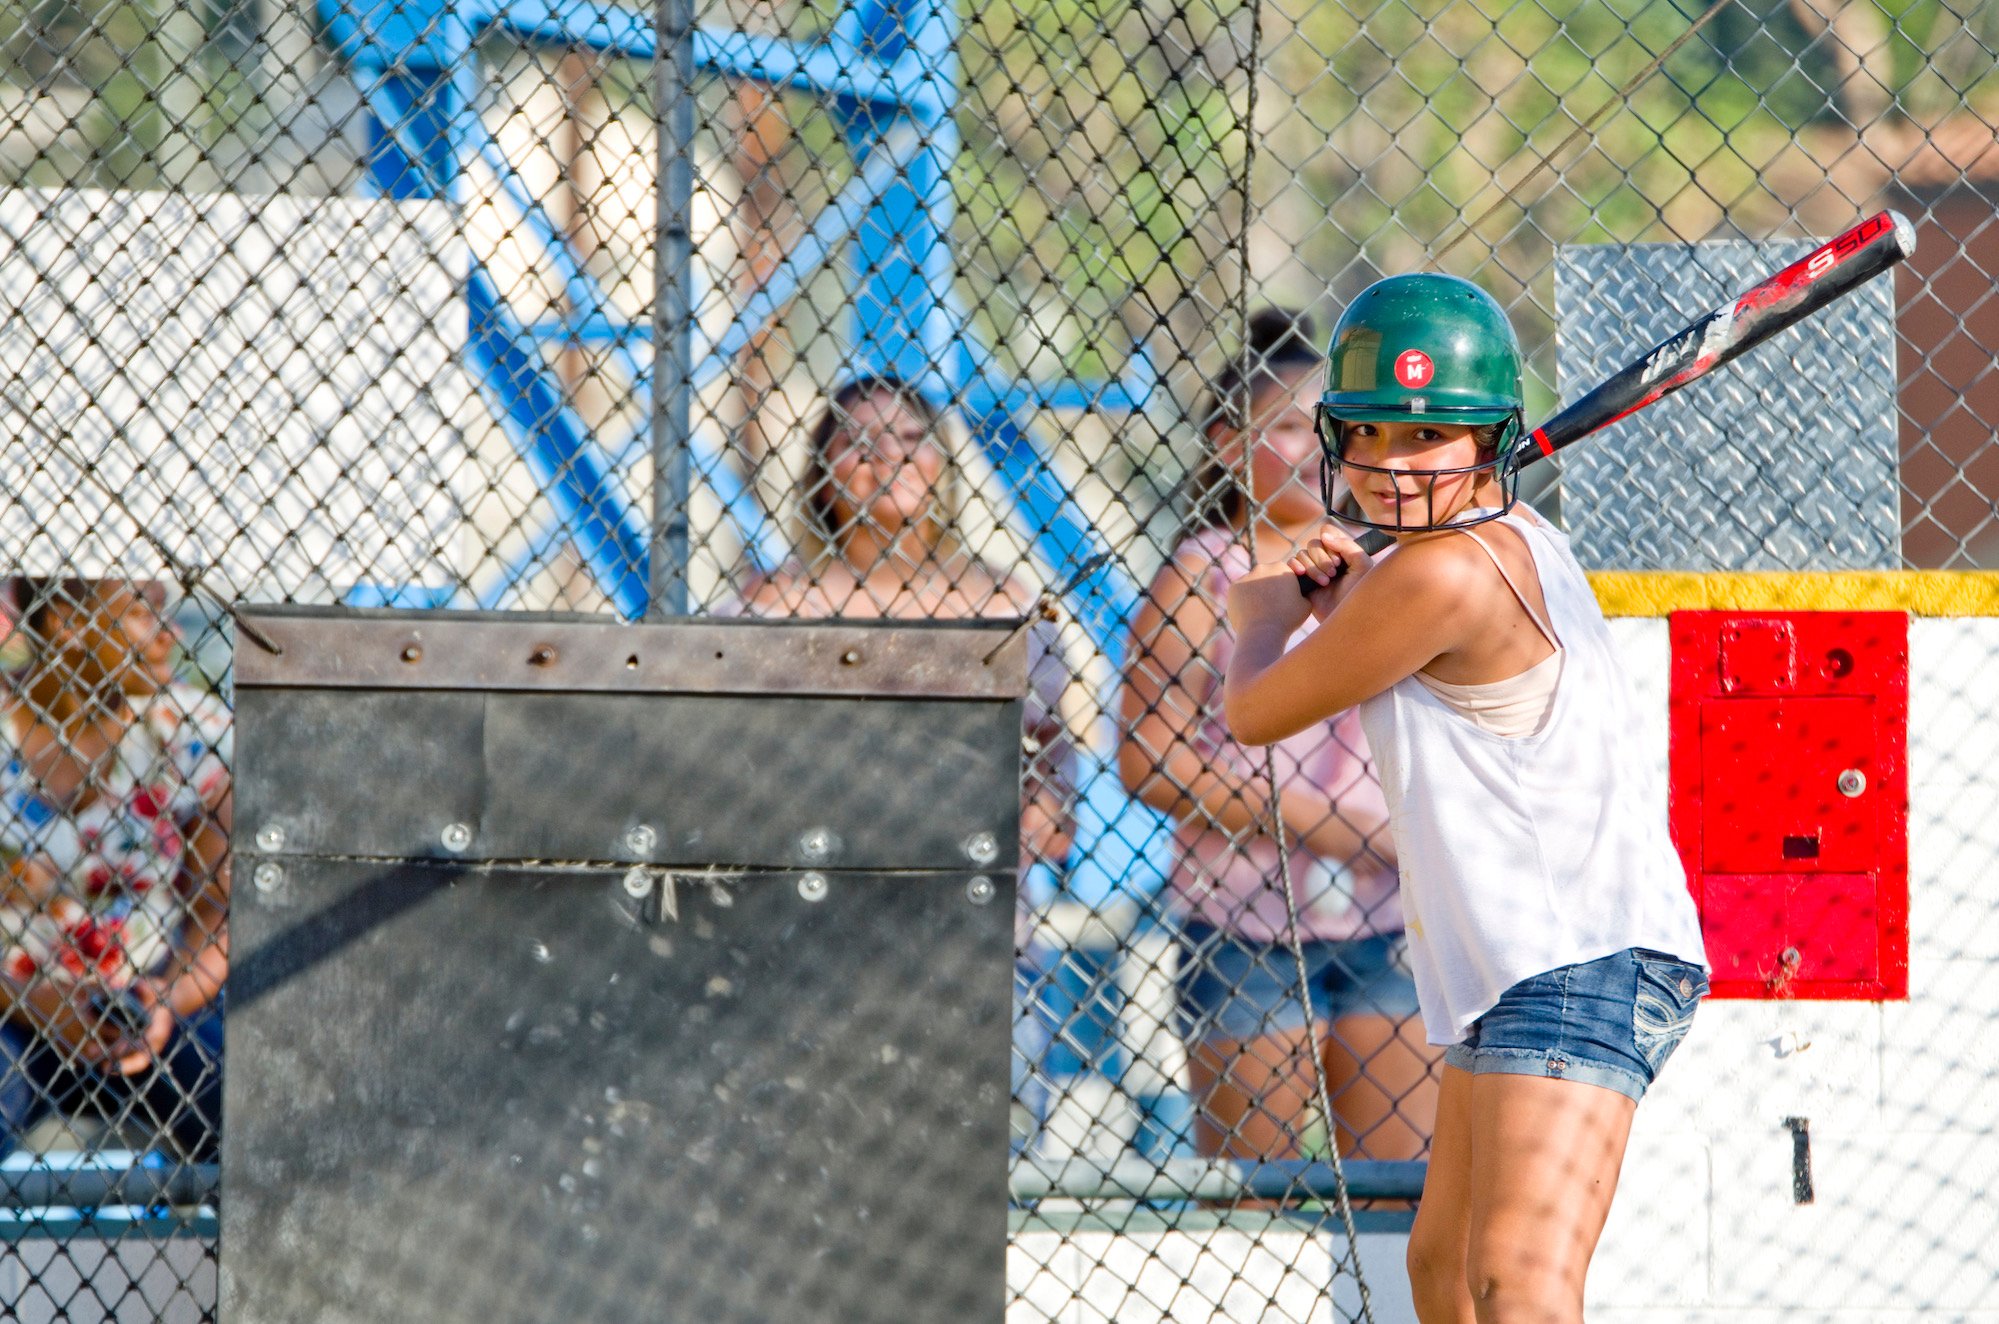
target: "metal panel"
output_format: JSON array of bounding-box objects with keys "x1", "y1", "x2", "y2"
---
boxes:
[
  {"x1": 237, "y1": 688, "x2": 1022, "y2": 869},
  {"x1": 1555, "y1": 241, "x2": 1899, "y2": 570},
  {"x1": 1669, "y1": 611, "x2": 1908, "y2": 1001},
  {"x1": 234, "y1": 608, "x2": 1028, "y2": 700},
  {"x1": 222, "y1": 861, "x2": 1011, "y2": 1323}
]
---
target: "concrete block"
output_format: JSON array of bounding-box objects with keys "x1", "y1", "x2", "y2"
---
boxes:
[
  {"x1": 1880, "y1": 958, "x2": 1999, "y2": 1125},
  {"x1": 1710, "y1": 1127, "x2": 1999, "y2": 1311},
  {"x1": 1591, "y1": 1312, "x2": 1999, "y2": 1323},
  {"x1": 0, "y1": 1239, "x2": 213, "y2": 1324},
  {"x1": 1908, "y1": 779, "x2": 1999, "y2": 963},
  {"x1": 1334, "y1": 1230, "x2": 1418, "y2": 1324},
  {"x1": 1009, "y1": 1233, "x2": 1079, "y2": 1324},
  {"x1": 1586, "y1": 1128, "x2": 1711, "y2": 1309},
  {"x1": 1639, "y1": 999, "x2": 1881, "y2": 1132},
  {"x1": 1008, "y1": 1227, "x2": 1419, "y2": 1324},
  {"x1": 1909, "y1": 621, "x2": 1999, "y2": 790},
  {"x1": 1066, "y1": 1227, "x2": 1335, "y2": 1323}
]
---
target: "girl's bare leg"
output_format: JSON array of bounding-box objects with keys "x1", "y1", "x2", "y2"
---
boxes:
[
  {"x1": 1406, "y1": 1064, "x2": 1477, "y2": 1324},
  {"x1": 1463, "y1": 1072, "x2": 1637, "y2": 1323}
]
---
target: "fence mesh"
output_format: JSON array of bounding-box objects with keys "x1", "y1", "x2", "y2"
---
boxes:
[{"x1": 0, "y1": 0, "x2": 1995, "y2": 1315}]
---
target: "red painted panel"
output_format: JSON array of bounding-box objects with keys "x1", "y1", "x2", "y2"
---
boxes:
[
  {"x1": 1700, "y1": 874, "x2": 1880, "y2": 989},
  {"x1": 1700, "y1": 874, "x2": 1787, "y2": 983},
  {"x1": 1670, "y1": 611, "x2": 1908, "y2": 1001},
  {"x1": 1700, "y1": 699, "x2": 1876, "y2": 873},
  {"x1": 1718, "y1": 618, "x2": 1796, "y2": 693}
]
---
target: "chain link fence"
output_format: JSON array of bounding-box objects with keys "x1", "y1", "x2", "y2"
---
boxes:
[{"x1": 0, "y1": 0, "x2": 1995, "y2": 1315}]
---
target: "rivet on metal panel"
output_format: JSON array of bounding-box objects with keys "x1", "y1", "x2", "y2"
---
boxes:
[
  {"x1": 1779, "y1": 946, "x2": 1802, "y2": 970},
  {"x1": 625, "y1": 824, "x2": 657, "y2": 855},
  {"x1": 400, "y1": 644, "x2": 422, "y2": 664},
  {"x1": 799, "y1": 827, "x2": 840, "y2": 863},
  {"x1": 528, "y1": 644, "x2": 559, "y2": 667},
  {"x1": 440, "y1": 822, "x2": 473, "y2": 852},
  {"x1": 966, "y1": 876, "x2": 995, "y2": 906},
  {"x1": 253, "y1": 824, "x2": 286, "y2": 853},
  {"x1": 621, "y1": 867, "x2": 653, "y2": 899},
  {"x1": 963, "y1": 832, "x2": 999, "y2": 866},
  {"x1": 252, "y1": 862, "x2": 283, "y2": 893},
  {"x1": 1837, "y1": 769, "x2": 1867, "y2": 797},
  {"x1": 797, "y1": 872, "x2": 829, "y2": 902},
  {"x1": 840, "y1": 648, "x2": 863, "y2": 666}
]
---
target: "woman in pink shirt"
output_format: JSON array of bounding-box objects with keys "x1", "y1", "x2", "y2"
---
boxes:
[{"x1": 1119, "y1": 311, "x2": 1438, "y2": 1166}]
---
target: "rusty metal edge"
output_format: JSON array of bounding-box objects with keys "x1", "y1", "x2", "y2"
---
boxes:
[{"x1": 231, "y1": 608, "x2": 1028, "y2": 699}]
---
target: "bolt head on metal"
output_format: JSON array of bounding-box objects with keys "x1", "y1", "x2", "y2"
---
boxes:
[
  {"x1": 440, "y1": 822, "x2": 473, "y2": 852},
  {"x1": 1837, "y1": 769, "x2": 1867, "y2": 797},
  {"x1": 254, "y1": 824, "x2": 286, "y2": 853},
  {"x1": 966, "y1": 875, "x2": 995, "y2": 906},
  {"x1": 964, "y1": 832, "x2": 999, "y2": 866},
  {"x1": 839, "y1": 648, "x2": 862, "y2": 666},
  {"x1": 1780, "y1": 945, "x2": 1803, "y2": 969},
  {"x1": 625, "y1": 824, "x2": 657, "y2": 855},
  {"x1": 252, "y1": 862, "x2": 283, "y2": 893},
  {"x1": 799, "y1": 827, "x2": 838, "y2": 862},
  {"x1": 400, "y1": 644, "x2": 422, "y2": 663},
  {"x1": 621, "y1": 867, "x2": 653, "y2": 899},
  {"x1": 797, "y1": 871, "x2": 829, "y2": 902}
]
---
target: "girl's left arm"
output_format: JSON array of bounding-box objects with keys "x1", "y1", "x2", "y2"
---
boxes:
[{"x1": 1224, "y1": 530, "x2": 1482, "y2": 745}]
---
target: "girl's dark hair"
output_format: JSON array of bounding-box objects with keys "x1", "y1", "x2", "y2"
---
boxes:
[
  {"x1": 5, "y1": 578, "x2": 163, "y2": 637},
  {"x1": 800, "y1": 373, "x2": 946, "y2": 547},
  {"x1": 1186, "y1": 308, "x2": 1321, "y2": 532},
  {"x1": 2, "y1": 578, "x2": 166, "y2": 712}
]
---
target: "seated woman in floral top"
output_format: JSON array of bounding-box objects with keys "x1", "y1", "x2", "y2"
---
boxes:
[{"x1": 0, "y1": 578, "x2": 229, "y2": 1158}]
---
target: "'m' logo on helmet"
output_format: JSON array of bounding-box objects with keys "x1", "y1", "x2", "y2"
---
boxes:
[{"x1": 1395, "y1": 350, "x2": 1434, "y2": 388}]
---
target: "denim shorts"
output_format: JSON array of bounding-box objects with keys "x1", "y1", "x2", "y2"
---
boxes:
[
  {"x1": 1443, "y1": 947, "x2": 1708, "y2": 1102},
  {"x1": 1177, "y1": 919, "x2": 1421, "y2": 1042}
]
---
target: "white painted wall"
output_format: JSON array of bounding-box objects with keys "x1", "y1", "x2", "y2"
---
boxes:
[{"x1": 1010, "y1": 616, "x2": 1999, "y2": 1323}]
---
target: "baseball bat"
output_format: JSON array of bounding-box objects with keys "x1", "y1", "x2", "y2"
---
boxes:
[{"x1": 1298, "y1": 208, "x2": 1917, "y2": 594}]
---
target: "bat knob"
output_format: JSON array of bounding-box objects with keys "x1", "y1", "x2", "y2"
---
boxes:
[{"x1": 1294, "y1": 567, "x2": 1347, "y2": 598}]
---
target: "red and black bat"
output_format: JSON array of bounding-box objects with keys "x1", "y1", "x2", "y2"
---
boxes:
[
  {"x1": 1300, "y1": 209, "x2": 1916, "y2": 589},
  {"x1": 1521, "y1": 208, "x2": 1913, "y2": 465}
]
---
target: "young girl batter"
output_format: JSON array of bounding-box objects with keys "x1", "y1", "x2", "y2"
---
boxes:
[{"x1": 1223, "y1": 274, "x2": 1708, "y2": 1323}]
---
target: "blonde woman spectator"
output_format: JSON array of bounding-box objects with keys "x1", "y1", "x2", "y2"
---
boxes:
[{"x1": 736, "y1": 375, "x2": 1076, "y2": 1139}]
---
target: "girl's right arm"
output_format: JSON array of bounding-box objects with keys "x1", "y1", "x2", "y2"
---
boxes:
[{"x1": 1226, "y1": 526, "x2": 1488, "y2": 745}]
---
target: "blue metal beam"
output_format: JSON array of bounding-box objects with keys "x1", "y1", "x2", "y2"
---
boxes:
[
  {"x1": 479, "y1": 0, "x2": 949, "y2": 119},
  {"x1": 336, "y1": 0, "x2": 1173, "y2": 901}
]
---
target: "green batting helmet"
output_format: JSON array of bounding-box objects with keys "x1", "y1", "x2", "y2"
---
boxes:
[{"x1": 1315, "y1": 273, "x2": 1527, "y2": 530}]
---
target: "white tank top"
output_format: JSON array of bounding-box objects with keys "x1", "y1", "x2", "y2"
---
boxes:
[
  {"x1": 1412, "y1": 526, "x2": 1564, "y2": 738},
  {"x1": 1357, "y1": 507, "x2": 1709, "y2": 1046}
]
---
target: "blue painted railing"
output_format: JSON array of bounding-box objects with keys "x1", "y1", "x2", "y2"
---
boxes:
[{"x1": 332, "y1": 0, "x2": 1173, "y2": 902}]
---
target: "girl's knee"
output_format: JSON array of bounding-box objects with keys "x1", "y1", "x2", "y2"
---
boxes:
[
  {"x1": 1406, "y1": 1231, "x2": 1466, "y2": 1311},
  {"x1": 1463, "y1": 1237, "x2": 1584, "y2": 1322}
]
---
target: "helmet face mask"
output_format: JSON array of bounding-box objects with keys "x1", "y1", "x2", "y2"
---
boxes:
[
  {"x1": 1316, "y1": 409, "x2": 1524, "y2": 533},
  {"x1": 1314, "y1": 273, "x2": 1528, "y2": 533}
]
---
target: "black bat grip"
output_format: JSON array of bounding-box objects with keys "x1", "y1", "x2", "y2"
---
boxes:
[{"x1": 1293, "y1": 527, "x2": 1395, "y2": 596}]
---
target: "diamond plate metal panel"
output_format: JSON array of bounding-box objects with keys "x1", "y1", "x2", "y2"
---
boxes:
[{"x1": 1555, "y1": 242, "x2": 1899, "y2": 570}]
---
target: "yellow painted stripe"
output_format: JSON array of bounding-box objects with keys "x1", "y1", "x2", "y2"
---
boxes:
[{"x1": 1588, "y1": 571, "x2": 1999, "y2": 617}]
